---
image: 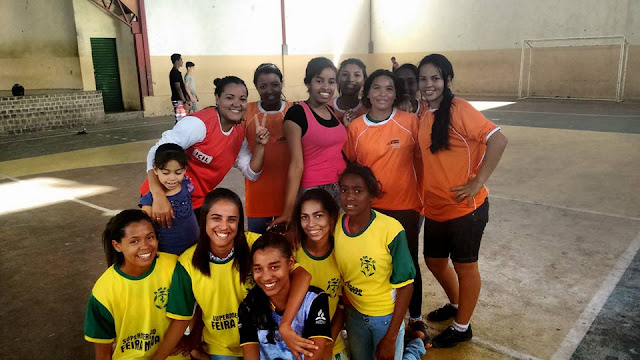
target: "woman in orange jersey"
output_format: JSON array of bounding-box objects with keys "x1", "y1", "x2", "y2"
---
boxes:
[
  {"x1": 417, "y1": 54, "x2": 508, "y2": 348},
  {"x1": 333, "y1": 58, "x2": 368, "y2": 126},
  {"x1": 395, "y1": 64, "x2": 429, "y2": 118},
  {"x1": 244, "y1": 63, "x2": 293, "y2": 233},
  {"x1": 343, "y1": 69, "x2": 427, "y2": 332}
]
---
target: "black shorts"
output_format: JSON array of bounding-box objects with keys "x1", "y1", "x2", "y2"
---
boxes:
[{"x1": 423, "y1": 199, "x2": 489, "y2": 263}]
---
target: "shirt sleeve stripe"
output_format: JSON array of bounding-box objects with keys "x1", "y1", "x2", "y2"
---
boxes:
[
  {"x1": 309, "y1": 335, "x2": 334, "y2": 342},
  {"x1": 84, "y1": 336, "x2": 114, "y2": 344},
  {"x1": 166, "y1": 312, "x2": 193, "y2": 321},
  {"x1": 240, "y1": 342, "x2": 260, "y2": 346},
  {"x1": 486, "y1": 127, "x2": 501, "y2": 141},
  {"x1": 390, "y1": 279, "x2": 414, "y2": 289}
]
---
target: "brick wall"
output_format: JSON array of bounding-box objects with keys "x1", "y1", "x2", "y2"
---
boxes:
[{"x1": 0, "y1": 91, "x2": 105, "y2": 136}]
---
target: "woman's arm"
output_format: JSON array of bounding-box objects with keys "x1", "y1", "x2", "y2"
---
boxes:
[
  {"x1": 94, "y1": 343, "x2": 112, "y2": 360},
  {"x1": 323, "y1": 302, "x2": 345, "y2": 360},
  {"x1": 151, "y1": 319, "x2": 190, "y2": 360},
  {"x1": 450, "y1": 130, "x2": 508, "y2": 203},
  {"x1": 279, "y1": 266, "x2": 317, "y2": 359},
  {"x1": 241, "y1": 344, "x2": 261, "y2": 360},
  {"x1": 270, "y1": 121, "x2": 304, "y2": 228},
  {"x1": 375, "y1": 284, "x2": 413, "y2": 360}
]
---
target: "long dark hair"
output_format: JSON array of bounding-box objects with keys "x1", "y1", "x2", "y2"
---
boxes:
[
  {"x1": 192, "y1": 188, "x2": 250, "y2": 281},
  {"x1": 103, "y1": 209, "x2": 153, "y2": 267},
  {"x1": 291, "y1": 188, "x2": 340, "y2": 249},
  {"x1": 418, "y1": 54, "x2": 455, "y2": 153},
  {"x1": 240, "y1": 232, "x2": 293, "y2": 344}
]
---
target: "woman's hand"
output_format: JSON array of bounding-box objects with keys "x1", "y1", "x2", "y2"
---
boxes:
[
  {"x1": 342, "y1": 109, "x2": 354, "y2": 126},
  {"x1": 398, "y1": 97, "x2": 414, "y2": 113},
  {"x1": 279, "y1": 323, "x2": 318, "y2": 360},
  {"x1": 255, "y1": 114, "x2": 270, "y2": 146},
  {"x1": 150, "y1": 194, "x2": 174, "y2": 228},
  {"x1": 375, "y1": 335, "x2": 397, "y2": 360},
  {"x1": 450, "y1": 176, "x2": 484, "y2": 205},
  {"x1": 268, "y1": 212, "x2": 291, "y2": 230}
]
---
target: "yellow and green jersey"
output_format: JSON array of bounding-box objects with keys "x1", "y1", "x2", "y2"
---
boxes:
[
  {"x1": 294, "y1": 244, "x2": 345, "y2": 355},
  {"x1": 166, "y1": 232, "x2": 260, "y2": 356},
  {"x1": 84, "y1": 253, "x2": 187, "y2": 359},
  {"x1": 334, "y1": 210, "x2": 416, "y2": 316}
]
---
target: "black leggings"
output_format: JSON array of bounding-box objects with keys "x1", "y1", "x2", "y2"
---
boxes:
[{"x1": 375, "y1": 208, "x2": 422, "y2": 319}]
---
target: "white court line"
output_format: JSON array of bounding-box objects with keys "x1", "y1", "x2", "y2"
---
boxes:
[
  {"x1": 552, "y1": 230, "x2": 640, "y2": 359},
  {"x1": 0, "y1": 173, "x2": 120, "y2": 216},
  {"x1": 1, "y1": 120, "x2": 172, "y2": 144},
  {"x1": 473, "y1": 336, "x2": 542, "y2": 360},
  {"x1": 482, "y1": 109, "x2": 640, "y2": 118},
  {"x1": 490, "y1": 193, "x2": 640, "y2": 221}
]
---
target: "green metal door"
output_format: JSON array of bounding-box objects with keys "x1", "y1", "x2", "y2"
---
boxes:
[{"x1": 90, "y1": 38, "x2": 124, "y2": 112}]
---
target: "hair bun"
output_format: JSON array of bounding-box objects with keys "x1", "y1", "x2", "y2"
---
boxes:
[{"x1": 213, "y1": 78, "x2": 221, "y2": 86}]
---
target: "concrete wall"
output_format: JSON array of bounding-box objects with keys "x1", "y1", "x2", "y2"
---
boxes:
[
  {"x1": 71, "y1": 0, "x2": 141, "y2": 110},
  {"x1": 0, "y1": 0, "x2": 83, "y2": 90}
]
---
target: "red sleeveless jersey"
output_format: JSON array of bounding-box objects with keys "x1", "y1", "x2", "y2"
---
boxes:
[{"x1": 141, "y1": 108, "x2": 245, "y2": 209}]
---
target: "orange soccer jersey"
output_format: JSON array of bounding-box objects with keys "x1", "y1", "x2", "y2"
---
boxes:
[
  {"x1": 243, "y1": 101, "x2": 293, "y2": 217},
  {"x1": 418, "y1": 97, "x2": 500, "y2": 222},
  {"x1": 343, "y1": 108, "x2": 422, "y2": 211}
]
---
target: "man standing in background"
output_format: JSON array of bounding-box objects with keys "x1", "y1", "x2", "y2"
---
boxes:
[
  {"x1": 169, "y1": 53, "x2": 191, "y2": 122},
  {"x1": 184, "y1": 61, "x2": 198, "y2": 114}
]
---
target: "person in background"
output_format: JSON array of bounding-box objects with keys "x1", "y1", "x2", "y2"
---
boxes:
[
  {"x1": 391, "y1": 56, "x2": 400, "y2": 71},
  {"x1": 184, "y1": 61, "x2": 199, "y2": 114},
  {"x1": 169, "y1": 53, "x2": 191, "y2": 123},
  {"x1": 333, "y1": 58, "x2": 368, "y2": 126}
]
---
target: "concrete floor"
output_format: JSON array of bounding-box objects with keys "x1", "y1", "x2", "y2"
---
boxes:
[{"x1": 0, "y1": 99, "x2": 639, "y2": 360}]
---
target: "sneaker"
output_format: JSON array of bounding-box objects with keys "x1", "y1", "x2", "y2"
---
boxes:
[
  {"x1": 432, "y1": 325, "x2": 472, "y2": 348},
  {"x1": 426, "y1": 303, "x2": 457, "y2": 322}
]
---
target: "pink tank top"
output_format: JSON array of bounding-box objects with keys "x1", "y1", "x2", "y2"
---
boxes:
[{"x1": 299, "y1": 102, "x2": 347, "y2": 188}]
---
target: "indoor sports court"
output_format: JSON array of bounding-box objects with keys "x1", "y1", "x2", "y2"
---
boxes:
[{"x1": 1, "y1": 1, "x2": 639, "y2": 359}]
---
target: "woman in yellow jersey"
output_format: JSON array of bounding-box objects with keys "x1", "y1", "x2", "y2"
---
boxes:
[
  {"x1": 290, "y1": 188, "x2": 348, "y2": 360},
  {"x1": 239, "y1": 232, "x2": 332, "y2": 360},
  {"x1": 335, "y1": 164, "x2": 417, "y2": 360},
  {"x1": 244, "y1": 63, "x2": 293, "y2": 233},
  {"x1": 84, "y1": 210, "x2": 187, "y2": 360},
  {"x1": 152, "y1": 189, "x2": 316, "y2": 360},
  {"x1": 343, "y1": 69, "x2": 426, "y2": 332},
  {"x1": 333, "y1": 58, "x2": 368, "y2": 126},
  {"x1": 394, "y1": 64, "x2": 429, "y2": 118},
  {"x1": 417, "y1": 54, "x2": 508, "y2": 348}
]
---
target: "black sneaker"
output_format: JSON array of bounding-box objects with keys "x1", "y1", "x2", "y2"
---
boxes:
[
  {"x1": 426, "y1": 304, "x2": 457, "y2": 322},
  {"x1": 432, "y1": 325, "x2": 472, "y2": 348}
]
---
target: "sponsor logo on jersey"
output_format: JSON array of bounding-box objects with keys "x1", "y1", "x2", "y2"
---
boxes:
[
  {"x1": 211, "y1": 312, "x2": 238, "y2": 331},
  {"x1": 360, "y1": 256, "x2": 377, "y2": 277},
  {"x1": 120, "y1": 329, "x2": 160, "y2": 353},
  {"x1": 389, "y1": 139, "x2": 400, "y2": 149},
  {"x1": 315, "y1": 309, "x2": 326, "y2": 324},
  {"x1": 345, "y1": 281, "x2": 363, "y2": 296},
  {"x1": 192, "y1": 148, "x2": 213, "y2": 164},
  {"x1": 153, "y1": 287, "x2": 169, "y2": 309}
]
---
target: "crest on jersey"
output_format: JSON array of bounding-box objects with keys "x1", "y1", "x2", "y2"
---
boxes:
[
  {"x1": 360, "y1": 256, "x2": 377, "y2": 277},
  {"x1": 326, "y1": 277, "x2": 340, "y2": 297},
  {"x1": 154, "y1": 287, "x2": 169, "y2": 309}
]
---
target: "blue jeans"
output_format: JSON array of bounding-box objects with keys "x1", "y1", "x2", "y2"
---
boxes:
[
  {"x1": 402, "y1": 338, "x2": 426, "y2": 360},
  {"x1": 247, "y1": 216, "x2": 275, "y2": 234},
  {"x1": 209, "y1": 356, "x2": 241, "y2": 360},
  {"x1": 345, "y1": 306, "x2": 405, "y2": 360}
]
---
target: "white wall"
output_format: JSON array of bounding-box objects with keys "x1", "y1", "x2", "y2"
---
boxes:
[
  {"x1": 373, "y1": 0, "x2": 637, "y2": 52},
  {"x1": 284, "y1": 0, "x2": 370, "y2": 57},
  {"x1": 146, "y1": 0, "x2": 282, "y2": 56}
]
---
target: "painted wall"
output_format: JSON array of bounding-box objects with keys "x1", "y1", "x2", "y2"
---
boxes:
[
  {"x1": 71, "y1": 0, "x2": 141, "y2": 110},
  {"x1": 143, "y1": 0, "x2": 371, "y2": 115},
  {"x1": 372, "y1": 0, "x2": 638, "y2": 99},
  {"x1": 141, "y1": 0, "x2": 639, "y2": 115},
  {"x1": 0, "y1": 0, "x2": 82, "y2": 90}
]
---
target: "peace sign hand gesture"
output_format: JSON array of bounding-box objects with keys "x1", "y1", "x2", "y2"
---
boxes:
[{"x1": 255, "y1": 113, "x2": 270, "y2": 146}]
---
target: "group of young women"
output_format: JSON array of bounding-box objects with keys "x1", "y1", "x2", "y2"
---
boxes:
[{"x1": 84, "y1": 53, "x2": 508, "y2": 359}]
